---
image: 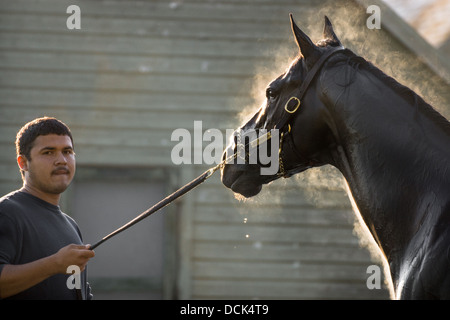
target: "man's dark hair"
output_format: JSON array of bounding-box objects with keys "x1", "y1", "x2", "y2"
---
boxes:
[{"x1": 15, "y1": 117, "x2": 74, "y2": 176}]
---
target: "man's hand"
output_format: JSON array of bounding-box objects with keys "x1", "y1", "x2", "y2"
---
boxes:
[
  {"x1": 52, "y1": 244, "x2": 95, "y2": 274},
  {"x1": 0, "y1": 243, "x2": 95, "y2": 299}
]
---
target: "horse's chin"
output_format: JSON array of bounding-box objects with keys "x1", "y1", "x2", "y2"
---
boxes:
[
  {"x1": 231, "y1": 179, "x2": 263, "y2": 198},
  {"x1": 221, "y1": 166, "x2": 272, "y2": 198}
]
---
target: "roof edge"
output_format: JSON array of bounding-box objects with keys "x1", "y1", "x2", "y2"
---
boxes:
[{"x1": 355, "y1": 0, "x2": 450, "y2": 85}]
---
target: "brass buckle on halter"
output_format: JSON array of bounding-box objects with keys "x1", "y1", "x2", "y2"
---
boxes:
[{"x1": 284, "y1": 97, "x2": 301, "y2": 114}]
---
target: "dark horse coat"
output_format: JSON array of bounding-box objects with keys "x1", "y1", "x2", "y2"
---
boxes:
[{"x1": 221, "y1": 15, "x2": 450, "y2": 299}]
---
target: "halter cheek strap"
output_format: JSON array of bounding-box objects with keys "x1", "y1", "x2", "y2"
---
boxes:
[
  {"x1": 229, "y1": 46, "x2": 345, "y2": 178},
  {"x1": 275, "y1": 46, "x2": 345, "y2": 177},
  {"x1": 274, "y1": 46, "x2": 345, "y2": 132}
]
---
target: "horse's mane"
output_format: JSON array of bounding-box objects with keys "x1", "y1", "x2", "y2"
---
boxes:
[{"x1": 328, "y1": 48, "x2": 450, "y2": 135}]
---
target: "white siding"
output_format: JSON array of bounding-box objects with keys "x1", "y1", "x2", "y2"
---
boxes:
[{"x1": 2, "y1": 0, "x2": 449, "y2": 299}]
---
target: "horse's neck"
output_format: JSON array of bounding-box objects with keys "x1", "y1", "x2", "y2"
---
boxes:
[{"x1": 329, "y1": 68, "x2": 450, "y2": 265}]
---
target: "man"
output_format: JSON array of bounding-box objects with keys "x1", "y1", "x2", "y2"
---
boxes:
[{"x1": 0, "y1": 117, "x2": 95, "y2": 299}]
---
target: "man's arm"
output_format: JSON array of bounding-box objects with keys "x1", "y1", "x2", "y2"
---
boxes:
[{"x1": 0, "y1": 244, "x2": 94, "y2": 299}]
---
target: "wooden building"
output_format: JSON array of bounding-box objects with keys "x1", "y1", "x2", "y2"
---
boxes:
[{"x1": 1, "y1": 0, "x2": 449, "y2": 299}]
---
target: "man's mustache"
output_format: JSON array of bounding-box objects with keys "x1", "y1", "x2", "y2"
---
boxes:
[{"x1": 51, "y1": 167, "x2": 70, "y2": 175}]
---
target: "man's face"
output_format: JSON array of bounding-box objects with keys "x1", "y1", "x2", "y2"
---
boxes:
[{"x1": 20, "y1": 134, "x2": 76, "y2": 195}]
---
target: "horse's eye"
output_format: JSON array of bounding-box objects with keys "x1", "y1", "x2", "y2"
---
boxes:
[{"x1": 266, "y1": 88, "x2": 277, "y2": 99}]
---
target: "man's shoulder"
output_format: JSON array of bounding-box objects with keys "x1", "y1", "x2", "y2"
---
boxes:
[
  {"x1": 0, "y1": 190, "x2": 35, "y2": 219},
  {"x1": 0, "y1": 190, "x2": 24, "y2": 210}
]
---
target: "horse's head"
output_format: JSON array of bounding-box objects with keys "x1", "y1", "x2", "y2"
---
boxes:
[{"x1": 221, "y1": 15, "x2": 344, "y2": 198}]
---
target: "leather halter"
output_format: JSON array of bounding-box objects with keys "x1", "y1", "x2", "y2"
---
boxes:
[
  {"x1": 274, "y1": 45, "x2": 345, "y2": 135},
  {"x1": 274, "y1": 45, "x2": 345, "y2": 177},
  {"x1": 228, "y1": 46, "x2": 345, "y2": 177}
]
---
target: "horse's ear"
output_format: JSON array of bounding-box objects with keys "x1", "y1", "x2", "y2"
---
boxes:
[
  {"x1": 289, "y1": 13, "x2": 317, "y2": 59},
  {"x1": 323, "y1": 16, "x2": 341, "y2": 45}
]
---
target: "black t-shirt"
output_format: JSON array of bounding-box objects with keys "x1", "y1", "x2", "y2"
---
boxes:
[{"x1": 0, "y1": 190, "x2": 92, "y2": 300}]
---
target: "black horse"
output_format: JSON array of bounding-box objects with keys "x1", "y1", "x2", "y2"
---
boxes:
[{"x1": 221, "y1": 15, "x2": 450, "y2": 299}]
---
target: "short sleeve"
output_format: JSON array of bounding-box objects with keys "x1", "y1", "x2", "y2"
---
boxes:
[{"x1": 0, "y1": 212, "x2": 21, "y2": 267}]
